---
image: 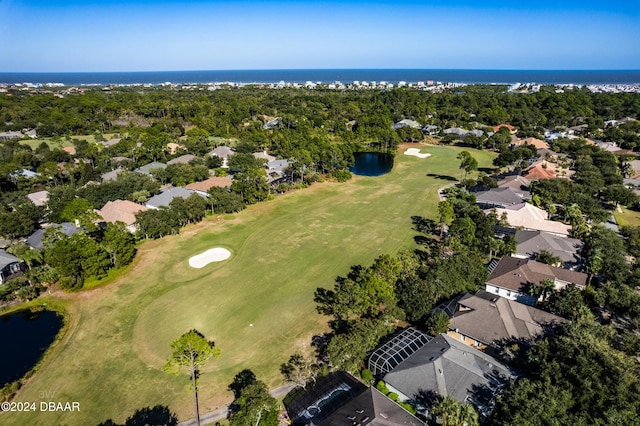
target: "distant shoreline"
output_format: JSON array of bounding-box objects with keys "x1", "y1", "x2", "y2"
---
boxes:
[{"x1": 1, "y1": 69, "x2": 639, "y2": 86}]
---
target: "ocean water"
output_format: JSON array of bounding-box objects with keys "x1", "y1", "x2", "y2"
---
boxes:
[{"x1": 0, "y1": 69, "x2": 638, "y2": 86}]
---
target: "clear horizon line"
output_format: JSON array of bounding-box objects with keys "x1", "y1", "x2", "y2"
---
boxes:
[{"x1": 2, "y1": 68, "x2": 640, "y2": 74}]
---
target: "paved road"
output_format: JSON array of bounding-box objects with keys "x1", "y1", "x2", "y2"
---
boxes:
[{"x1": 178, "y1": 383, "x2": 298, "y2": 426}]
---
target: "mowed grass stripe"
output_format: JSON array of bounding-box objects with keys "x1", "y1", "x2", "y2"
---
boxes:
[{"x1": 3, "y1": 146, "x2": 495, "y2": 425}]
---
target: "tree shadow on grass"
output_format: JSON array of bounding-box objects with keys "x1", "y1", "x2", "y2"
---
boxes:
[
  {"x1": 426, "y1": 173, "x2": 457, "y2": 181},
  {"x1": 97, "y1": 404, "x2": 178, "y2": 426},
  {"x1": 478, "y1": 167, "x2": 495, "y2": 174},
  {"x1": 411, "y1": 216, "x2": 437, "y2": 235}
]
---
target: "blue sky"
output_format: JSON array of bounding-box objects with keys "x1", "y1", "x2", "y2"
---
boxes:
[{"x1": 1, "y1": 0, "x2": 639, "y2": 71}]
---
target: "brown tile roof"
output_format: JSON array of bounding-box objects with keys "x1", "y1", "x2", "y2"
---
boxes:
[
  {"x1": 522, "y1": 164, "x2": 556, "y2": 180},
  {"x1": 185, "y1": 176, "x2": 232, "y2": 192},
  {"x1": 449, "y1": 290, "x2": 565, "y2": 346},
  {"x1": 493, "y1": 124, "x2": 517, "y2": 132},
  {"x1": 97, "y1": 200, "x2": 148, "y2": 226},
  {"x1": 487, "y1": 256, "x2": 588, "y2": 294},
  {"x1": 513, "y1": 137, "x2": 549, "y2": 150}
]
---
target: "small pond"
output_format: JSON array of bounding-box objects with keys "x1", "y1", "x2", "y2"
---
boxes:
[
  {"x1": 349, "y1": 152, "x2": 394, "y2": 176},
  {"x1": 0, "y1": 309, "x2": 63, "y2": 387}
]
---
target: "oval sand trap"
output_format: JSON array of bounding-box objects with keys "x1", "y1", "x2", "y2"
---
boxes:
[
  {"x1": 404, "y1": 148, "x2": 432, "y2": 158},
  {"x1": 189, "y1": 248, "x2": 232, "y2": 268}
]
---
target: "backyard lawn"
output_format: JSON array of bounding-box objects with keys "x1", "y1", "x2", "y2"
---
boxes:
[
  {"x1": 2, "y1": 145, "x2": 495, "y2": 425},
  {"x1": 613, "y1": 206, "x2": 640, "y2": 228}
]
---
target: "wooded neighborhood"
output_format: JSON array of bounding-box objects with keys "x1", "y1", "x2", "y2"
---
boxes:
[{"x1": 1, "y1": 83, "x2": 640, "y2": 425}]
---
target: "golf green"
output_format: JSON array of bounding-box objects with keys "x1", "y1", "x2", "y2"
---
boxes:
[{"x1": 1, "y1": 145, "x2": 495, "y2": 425}]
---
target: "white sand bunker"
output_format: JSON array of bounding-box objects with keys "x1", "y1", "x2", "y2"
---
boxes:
[
  {"x1": 189, "y1": 248, "x2": 232, "y2": 268},
  {"x1": 404, "y1": 148, "x2": 432, "y2": 158}
]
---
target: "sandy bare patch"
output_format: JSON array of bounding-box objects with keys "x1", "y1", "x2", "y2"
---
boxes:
[
  {"x1": 404, "y1": 148, "x2": 432, "y2": 158},
  {"x1": 189, "y1": 248, "x2": 232, "y2": 268}
]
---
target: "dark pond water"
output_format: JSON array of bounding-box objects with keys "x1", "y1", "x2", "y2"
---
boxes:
[
  {"x1": 0, "y1": 309, "x2": 63, "y2": 387},
  {"x1": 349, "y1": 152, "x2": 394, "y2": 176}
]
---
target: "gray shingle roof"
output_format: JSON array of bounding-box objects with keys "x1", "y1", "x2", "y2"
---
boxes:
[
  {"x1": 167, "y1": 154, "x2": 197, "y2": 165},
  {"x1": 134, "y1": 162, "x2": 167, "y2": 176},
  {"x1": 145, "y1": 187, "x2": 205, "y2": 209},
  {"x1": 208, "y1": 146, "x2": 235, "y2": 159},
  {"x1": 25, "y1": 223, "x2": 80, "y2": 250},
  {"x1": 101, "y1": 167, "x2": 125, "y2": 182},
  {"x1": 0, "y1": 250, "x2": 20, "y2": 270},
  {"x1": 515, "y1": 230, "x2": 582, "y2": 264},
  {"x1": 475, "y1": 187, "x2": 526, "y2": 207},
  {"x1": 317, "y1": 387, "x2": 425, "y2": 426},
  {"x1": 448, "y1": 290, "x2": 565, "y2": 346},
  {"x1": 383, "y1": 334, "x2": 515, "y2": 408}
]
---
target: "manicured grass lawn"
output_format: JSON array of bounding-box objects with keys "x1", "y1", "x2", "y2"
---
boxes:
[
  {"x1": 19, "y1": 133, "x2": 120, "y2": 150},
  {"x1": 613, "y1": 206, "x2": 640, "y2": 228},
  {"x1": 2, "y1": 145, "x2": 495, "y2": 425}
]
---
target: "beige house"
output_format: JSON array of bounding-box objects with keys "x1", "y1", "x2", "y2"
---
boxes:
[
  {"x1": 97, "y1": 200, "x2": 148, "y2": 232},
  {"x1": 488, "y1": 202, "x2": 571, "y2": 236}
]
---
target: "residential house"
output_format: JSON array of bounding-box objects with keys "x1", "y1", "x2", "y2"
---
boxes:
[
  {"x1": 96, "y1": 200, "x2": 148, "y2": 233},
  {"x1": 475, "y1": 187, "x2": 528, "y2": 209},
  {"x1": 488, "y1": 202, "x2": 571, "y2": 236},
  {"x1": 284, "y1": 371, "x2": 424, "y2": 426},
  {"x1": 467, "y1": 129, "x2": 485, "y2": 137},
  {"x1": 485, "y1": 256, "x2": 588, "y2": 306},
  {"x1": 166, "y1": 142, "x2": 186, "y2": 155},
  {"x1": 13, "y1": 169, "x2": 39, "y2": 180},
  {"x1": 444, "y1": 290, "x2": 565, "y2": 352},
  {"x1": 511, "y1": 137, "x2": 549, "y2": 150},
  {"x1": 523, "y1": 158, "x2": 572, "y2": 180},
  {"x1": 167, "y1": 154, "x2": 197, "y2": 165},
  {"x1": 514, "y1": 229, "x2": 582, "y2": 268},
  {"x1": 443, "y1": 127, "x2": 468, "y2": 137},
  {"x1": 496, "y1": 175, "x2": 531, "y2": 199},
  {"x1": 26, "y1": 190, "x2": 49, "y2": 207},
  {"x1": 0, "y1": 131, "x2": 24, "y2": 141},
  {"x1": 568, "y1": 124, "x2": 589, "y2": 135},
  {"x1": 253, "y1": 151, "x2": 276, "y2": 163},
  {"x1": 0, "y1": 250, "x2": 25, "y2": 284},
  {"x1": 371, "y1": 329, "x2": 516, "y2": 417},
  {"x1": 392, "y1": 119, "x2": 422, "y2": 130},
  {"x1": 134, "y1": 161, "x2": 167, "y2": 176},
  {"x1": 145, "y1": 187, "x2": 205, "y2": 209},
  {"x1": 25, "y1": 222, "x2": 80, "y2": 250},
  {"x1": 207, "y1": 146, "x2": 235, "y2": 168},
  {"x1": 627, "y1": 159, "x2": 640, "y2": 180},
  {"x1": 422, "y1": 124, "x2": 439, "y2": 135},
  {"x1": 101, "y1": 137, "x2": 121, "y2": 148},
  {"x1": 521, "y1": 163, "x2": 557, "y2": 180},
  {"x1": 493, "y1": 124, "x2": 517, "y2": 134},
  {"x1": 185, "y1": 176, "x2": 232, "y2": 195},
  {"x1": 101, "y1": 167, "x2": 125, "y2": 182},
  {"x1": 266, "y1": 159, "x2": 290, "y2": 182},
  {"x1": 263, "y1": 117, "x2": 281, "y2": 130}
]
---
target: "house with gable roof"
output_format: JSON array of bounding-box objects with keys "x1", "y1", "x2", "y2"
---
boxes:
[
  {"x1": 443, "y1": 290, "x2": 565, "y2": 352},
  {"x1": 207, "y1": 146, "x2": 235, "y2": 167},
  {"x1": 370, "y1": 329, "x2": 516, "y2": 418},
  {"x1": 487, "y1": 202, "x2": 571, "y2": 236},
  {"x1": 514, "y1": 229, "x2": 582, "y2": 268},
  {"x1": 485, "y1": 256, "x2": 588, "y2": 306},
  {"x1": 96, "y1": 200, "x2": 148, "y2": 232},
  {"x1": 0, "y1": 250, "x2": 25, "y2": 284}
]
